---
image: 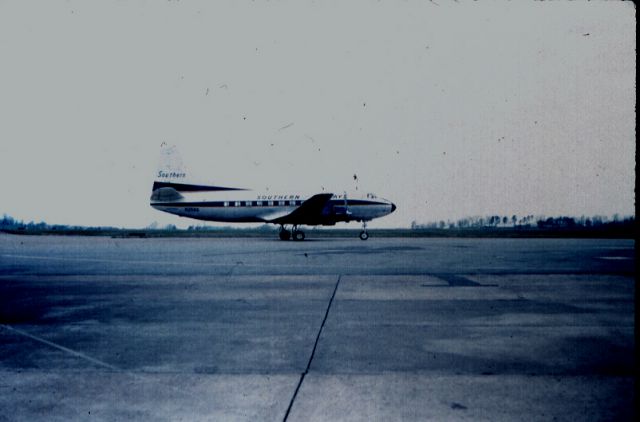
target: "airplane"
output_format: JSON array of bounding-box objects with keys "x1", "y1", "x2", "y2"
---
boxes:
[{"x1": 150, "y1": 145, "x2": 396, "y2": 240}]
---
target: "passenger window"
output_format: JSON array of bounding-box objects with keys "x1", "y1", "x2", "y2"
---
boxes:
[
  {"x1": 268, "y1": 201, "x2": 274, "y2": 206},
  {"x1": 235, "y1": 201, "x2": 241, "y2": 207},
  {"x1": 256, "y1": 201, "x2": 263, "y2": 206},
  {"x1": 224, "y1": 201, "x2": 229, "y2": 207}
]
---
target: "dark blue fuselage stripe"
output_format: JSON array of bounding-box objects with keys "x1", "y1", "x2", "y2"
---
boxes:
[{"x1": 152, "y1": 199, "x2": 388, "y2": 208}]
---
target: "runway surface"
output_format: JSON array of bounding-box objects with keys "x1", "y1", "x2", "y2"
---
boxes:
[{"x1": 0, "y1": 234, "x2": 635, "y2": 421}]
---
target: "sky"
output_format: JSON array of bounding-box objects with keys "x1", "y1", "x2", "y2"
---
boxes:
[{"x1": 0, "y1": 0, "x2": 635, "y2": 228}]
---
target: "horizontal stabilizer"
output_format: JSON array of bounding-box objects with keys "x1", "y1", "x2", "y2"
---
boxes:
[{"x1": 152, "y1": 181, "x2": 246, "y2": 192}]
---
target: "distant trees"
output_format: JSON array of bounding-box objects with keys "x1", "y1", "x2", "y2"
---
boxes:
[
  {"x1": 537, "y1": 217, "x2": 576, "y2": 229},
  {"x1": 0, "y1": 212, "x2": 634, "y2": 236},
  {"x1": 409, "y1": 214, "x2": 634, "y2": 230},
  {"x1": 1, "y1": 214, "x2": 17, "y2": 228},
  {"x1": 0, "y1": 214, "x2": 116, "y2": 232},
  {"x1": 517, "y1": 215, "x2": 535, "y2": 226},
  {"x1": 1, "y1": 214, "x2": 27, "y2": 230}
]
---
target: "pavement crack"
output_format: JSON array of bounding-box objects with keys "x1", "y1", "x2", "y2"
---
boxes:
[
  {"x1": 283, "y1": 274, "x2": 342, "y2": 422},
  {"x1": 0, "y1": 324, "x2": 120, "y2": 371}
]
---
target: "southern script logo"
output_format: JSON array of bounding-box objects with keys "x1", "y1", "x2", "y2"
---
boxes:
[{"x1": 157, "y1": 171, "x2": 186, "y2": 178}]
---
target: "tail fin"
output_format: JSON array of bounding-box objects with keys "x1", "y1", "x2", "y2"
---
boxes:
[
  {"x1": 151, "y1": 144, "x2": 246, "y2": 201},
  {"x1": 150, "y1": 144, "x2": 188, "y2": 202},
  {"x1": 155, "y1": 143, "x2": 189, "y2": 183}
]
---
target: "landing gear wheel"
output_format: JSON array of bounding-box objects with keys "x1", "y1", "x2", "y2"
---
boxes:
[
  {"x1": 293, "y1": 230, "x2": 305, "y2": 241},
  {"x1": 359, "y1": 221, "x2": 369, "y2": 240},
  {"x1": 279, "y1": 228, "x2": 291, "y2": 241}
]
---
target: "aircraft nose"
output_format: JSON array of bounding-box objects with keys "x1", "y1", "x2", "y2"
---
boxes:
[{"x1": 390, "y1": 203, "x2": 396, "y2": 213}]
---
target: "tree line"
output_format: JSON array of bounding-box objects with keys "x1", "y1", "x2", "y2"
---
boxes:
[
  {"x1": 411, "y1": 214, "x2": 635, "y2": 230},
  {"x1": 0, "y1": 214, "x2": 118, "y2": 232},
  {"x1": 1, "y1": 213, "x2": 634, "y2": 235}
]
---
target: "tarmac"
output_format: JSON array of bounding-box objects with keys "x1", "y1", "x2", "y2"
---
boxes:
[{"x1": 0, "y1": 234, "x2": 635, "y2": 421}]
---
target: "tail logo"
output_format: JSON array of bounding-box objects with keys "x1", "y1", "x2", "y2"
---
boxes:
[{"x1": 157, "y1": 171, "x2": 186, "y2": 179}]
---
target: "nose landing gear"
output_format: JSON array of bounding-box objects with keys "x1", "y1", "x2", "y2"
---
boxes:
[{"x1": 359, "y1": 221, "x2": 369, "y2": 241}]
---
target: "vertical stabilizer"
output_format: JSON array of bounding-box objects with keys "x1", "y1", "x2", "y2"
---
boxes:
[
  {"x1": 156, "y1": 144, "x2": 189, "y2": 183},
  {"x1": 151, "y1": 144, "x2": 245, "y2": 195}
]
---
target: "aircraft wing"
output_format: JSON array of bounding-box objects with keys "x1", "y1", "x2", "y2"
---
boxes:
[
  {"x1": 258, "y1": 210, "x2": 292, "y2": 222},
  {"x1": 268, "y1": 193, "x2": 334, "y2": 225}
]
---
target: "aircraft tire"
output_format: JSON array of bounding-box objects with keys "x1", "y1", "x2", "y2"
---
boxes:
[
  {"x1": 293, "y1": 230, "x2": 305, "y2": 241},
  {"x1": 359, "y1": 231, "x2": 369, "y2": 241},
  {"x1": 279, "y1": 230, "x2": 291, "y2": 241}
]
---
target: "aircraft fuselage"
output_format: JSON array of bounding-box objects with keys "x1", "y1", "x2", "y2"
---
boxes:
[{"x1": 151, "y1": 191, "x2": 395, "y2": 225}]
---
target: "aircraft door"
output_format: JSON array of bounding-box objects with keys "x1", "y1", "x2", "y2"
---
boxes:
[{"x1": 332, "y1": 191, "x2": 352, "y2": 221}]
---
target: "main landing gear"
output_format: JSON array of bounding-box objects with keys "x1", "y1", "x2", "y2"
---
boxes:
[
  {"x1": 279, "y1": 225, "x2": 305, "y2": 241},
  {"x1": 279, "y1": 223, "x2": 370, "y2": 241},
  {"x1": 359, "y1": 221, "x2": 369, "y2": 241},
  {"x1": 278, "y1": 226, "x2": 291, "y2": 241}
]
